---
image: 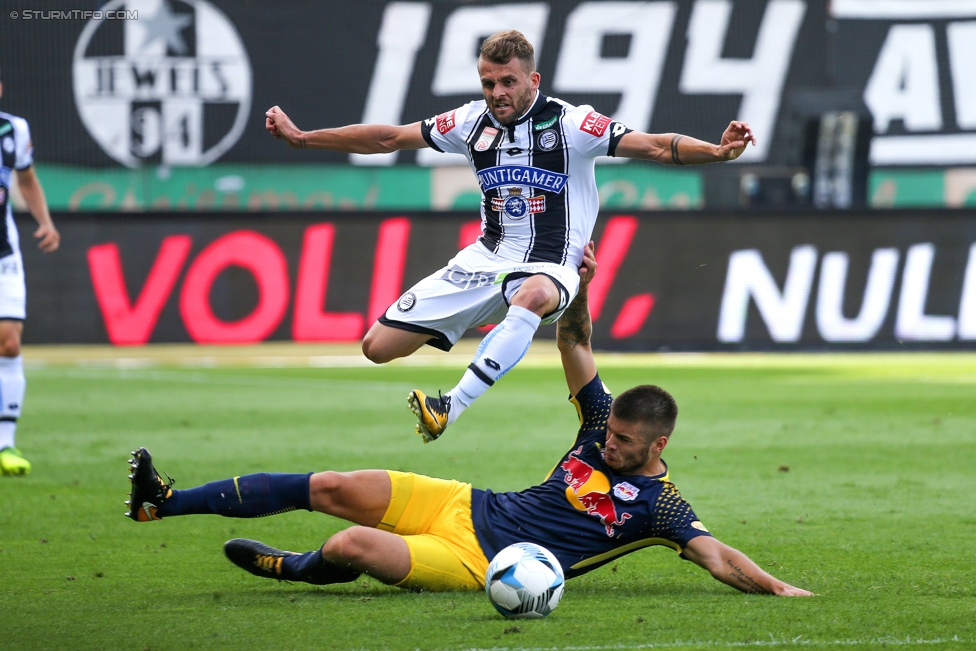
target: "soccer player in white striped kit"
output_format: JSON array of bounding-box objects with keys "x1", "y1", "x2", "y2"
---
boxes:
[
  {"x1": 0, "y1": 69, "x2": 61, "y2": 475},
  {"x1": 266, "y1": 31, "x2": 754, "y2": 443}
]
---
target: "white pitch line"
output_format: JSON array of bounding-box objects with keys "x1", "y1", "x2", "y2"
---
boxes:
[{"x1": 451, "y1": 635, "x2": 968, "y2": 651}]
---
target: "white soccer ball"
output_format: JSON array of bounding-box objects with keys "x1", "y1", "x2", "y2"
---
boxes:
[{"x1": 485, "y1": 542, "x2": 565, "y2": 619}]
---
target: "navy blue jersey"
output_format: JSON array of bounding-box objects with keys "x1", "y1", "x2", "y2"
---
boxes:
[{"x1": 471, "y1": 373, "x2": 711, "y2": 579}]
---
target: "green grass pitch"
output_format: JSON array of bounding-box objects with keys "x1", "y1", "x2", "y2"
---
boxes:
[{"x1": 2, "y1": 349, "x2": 974, "y2": 650}]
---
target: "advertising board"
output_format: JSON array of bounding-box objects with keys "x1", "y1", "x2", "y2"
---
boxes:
[{"x1": 21, "y1": 210, "x2": 976, "y2": 350}]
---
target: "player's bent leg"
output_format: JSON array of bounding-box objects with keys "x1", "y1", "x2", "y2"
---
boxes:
[
  {"x1": 362, "y1": 322, "x2": 433, "y2": 364},
  {"x1": 394, "y1": 534, "x2": 485, "y2": 592},
  {"x1": 308, "y1": 469, "x2": 392, "y2": 526},
  {"x1": 0, "y1": 320, "x2": 27, "y2": 476},
  {"x1": 224, "y1": 538, "x2": 361, "y2": 585},
  {"x1": 437, "y1": 274, "x2": 562, "y2": 432},
  {"x1": 320, "y1": 527, "x2": 483, "y2": 591},
  {"x1": 508, "y1": 274, "x2": 563, "y2": 316},
  {"x1": 322, "y1": 526, "x2": 412, "y2": 585},
  {"x1": 363, "y1": 471, "x2": 488, "y2": 590}
]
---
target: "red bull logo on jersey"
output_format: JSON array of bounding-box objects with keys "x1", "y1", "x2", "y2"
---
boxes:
[
  {"x1": 560, "y1": 446, "x2": 595, "y2": 491},
  {"x1": 579, "y1": 492, "x2": 632, "y2": 536},
  {"x1": 560, "y1": 445, "x2": 632, "y2": 537}
]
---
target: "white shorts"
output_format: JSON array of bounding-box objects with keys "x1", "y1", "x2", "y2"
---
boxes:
[
  {"x1": 0, "y1": 251, "x2": 26, "y2": 321},
  {"x1": 380, "y1": 242, "x2": 581, "y2": 351}
]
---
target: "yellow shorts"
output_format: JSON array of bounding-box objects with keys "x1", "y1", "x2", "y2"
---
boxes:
[{"x1": 378, "y1": 471, "x2": 489, "y2": 592}]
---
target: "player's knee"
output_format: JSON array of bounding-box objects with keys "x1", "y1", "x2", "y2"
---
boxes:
[
  {"x1": 322, "y1": 528, "x2": 370, "y2": 565},
  {"x1": 308, "y1": 471, "x2": 348, "y2": 512},
  {"x1": 510, "y1": 284, "x2": 552, "y2": 315},
  {"x1": 362, "y1": 332, "x2": 396, "y2": 364},
  {"x1": 0, "y1": 333, "x2": 21, "y2": 357}
]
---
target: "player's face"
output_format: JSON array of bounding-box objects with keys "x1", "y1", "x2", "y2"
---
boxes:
[
  {"x1": 478, "y1": 57, "x2": 541, "y2": 125},
  {"x1": 603, "y1": 415, "x2": 654, "y2": 474}
]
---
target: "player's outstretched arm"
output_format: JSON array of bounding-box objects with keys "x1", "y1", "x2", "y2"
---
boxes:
[
  {"x1": 15, "y1": 166, "x2": 59, "y2": 253},
  {"x1": 682, "y1": 536, "x2": 813, "y2": 596},
  {"x1": 556, "y1": 242, "x2": 598, "y2": 396},
  {"x1": 265, "y1": 106, "x2": 428, "y2": 154},
  {"x1": 614, "y1": 121, "x2": 756, "y2": 165}
]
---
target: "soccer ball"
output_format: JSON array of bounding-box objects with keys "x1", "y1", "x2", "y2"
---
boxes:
[{"x1": 485, "y1": 542, "x2": 565, "y2": 619}]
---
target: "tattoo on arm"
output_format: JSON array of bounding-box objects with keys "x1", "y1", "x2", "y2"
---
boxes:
[
  {"x1": 670, "y1": 135, "x2": 684, "y2": 165},
  {"x1": 557, "y1": 290, "x2": 591, "y2": 350},
  {"x1": 725, "y1": 559, "x2": 770, "y2": 594},
  {"x1": 298, "y1": 135, "x2": 307, "y2": 149}
]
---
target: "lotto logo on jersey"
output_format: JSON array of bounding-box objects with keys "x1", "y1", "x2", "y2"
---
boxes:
[
  {"x1": 436, "y1": 111, "x2": 457, "y2": 135},
  {"x1": 580, "y1": 111, "x2": 612, "y2": 137}
]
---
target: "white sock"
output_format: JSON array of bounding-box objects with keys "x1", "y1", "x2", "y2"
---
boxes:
[
  {"x1": 446, "y1": 306, "x2": 541, "y2": 424},
  {"x1": 0, "y1": 355, "x2": 25, "y2": 450}
]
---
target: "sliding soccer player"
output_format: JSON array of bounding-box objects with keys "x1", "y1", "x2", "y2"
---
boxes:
[{"x1": 125, "y1": 245, "x2": 809, "y2": 597}]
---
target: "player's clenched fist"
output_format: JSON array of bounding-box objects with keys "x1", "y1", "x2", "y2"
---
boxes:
[{"x1": 265, "y1": 106, "x2": 304, "y2": 149}]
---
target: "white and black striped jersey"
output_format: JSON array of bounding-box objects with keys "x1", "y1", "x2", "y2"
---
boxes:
[
  {"x1": 0, "y1": 112, "x2": 33, "y2": 259},
  {"x1": 421, "y1": 92, "x2": 631, "y2": 267}
]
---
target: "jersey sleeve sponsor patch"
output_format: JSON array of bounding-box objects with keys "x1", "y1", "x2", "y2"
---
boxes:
[
  {"x1": 580, "y1": 111, "x2": 612, "y2": 137},
  {"x1": 422, "y1": 103, "x2": 472, "y2": 155},
  {"x1": 436, "y1": 110, "x2": 457, "y2": 135},
  {"x1": 420, "y1": 117, "x2": 445, "y2": 153}
]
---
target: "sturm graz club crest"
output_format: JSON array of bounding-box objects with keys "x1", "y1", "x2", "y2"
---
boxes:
[
  {"x1": 537, "y1": 129, "x2": 559, "y2": 151},
  {"x1": 72, "y1": 0, "x2": 252, "y2": 167},
  {"x1": 490, "y1": 187, "x2": 546, "y2": 220},
  {"x1": 397, "y1": 292, "x2": 417, "y2": 312},
  {"x1": 504, "y1": 188, "x2": 528, "y2": 219}
]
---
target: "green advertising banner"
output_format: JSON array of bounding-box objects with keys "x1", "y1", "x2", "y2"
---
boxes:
[{"x1": 22, "y1": 163, "x2": 704, "y2": 213}]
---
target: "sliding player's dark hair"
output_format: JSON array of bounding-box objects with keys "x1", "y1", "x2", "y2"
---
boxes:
[{"x1": 611, "y1": 385, "x2": 678, "y2": 438}]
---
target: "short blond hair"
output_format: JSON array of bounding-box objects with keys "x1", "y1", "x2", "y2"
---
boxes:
[{"x1": 479, "y1": 30, "x2": 535, "y2": 72}]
